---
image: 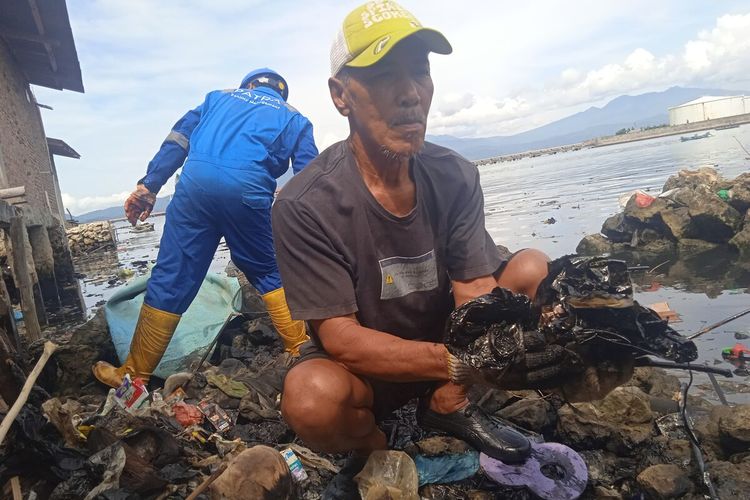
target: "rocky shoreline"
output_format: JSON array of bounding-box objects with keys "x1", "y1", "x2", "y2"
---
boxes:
[{"x1": 577, "y1": 166, "x2": 750, "y2": 261}]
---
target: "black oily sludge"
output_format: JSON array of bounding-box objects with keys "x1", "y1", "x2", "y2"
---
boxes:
[{"x1": 444, "y1": 255, "x2": 698, "y2": 386}]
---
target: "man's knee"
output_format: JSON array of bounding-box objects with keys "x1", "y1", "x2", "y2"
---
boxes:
[
  {"x1": 281, "y1": 360, "x2": 368, "y2": 440},
  {"x1": 496, "y1": 248, "x2": 550, "y2": 299}
]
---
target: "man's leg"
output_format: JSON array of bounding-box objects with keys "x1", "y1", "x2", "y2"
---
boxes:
[
  {"x1": 282, "y1": 358, "x2": 386, "y2": 454},
  {"x1": 221, "y1": 196, "x2": 308, "y2": 355},
  {"x1": 93, "y1": 185, "x2": 221, "y2": 387},
  {"x1": 494, "y1": 248, "x2": 550, "y2": 300}
]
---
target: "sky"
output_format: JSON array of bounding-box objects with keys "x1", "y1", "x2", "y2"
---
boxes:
[{"x1": 32, "y1": 0, "x2": 750, "y2": 215}]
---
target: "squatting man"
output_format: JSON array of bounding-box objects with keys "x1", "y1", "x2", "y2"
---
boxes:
[{"x1": 272, "y1": 0, "x2": 630, "y2": 488}]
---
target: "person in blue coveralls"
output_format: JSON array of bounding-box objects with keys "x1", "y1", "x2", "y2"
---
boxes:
[{"x1": 93, "y1": 68, "x2": 318, "y2": 388}]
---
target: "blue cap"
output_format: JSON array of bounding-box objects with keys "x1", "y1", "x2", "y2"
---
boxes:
[{"x1": 240, "y1": 68, "x2": 289, "y2": 100}]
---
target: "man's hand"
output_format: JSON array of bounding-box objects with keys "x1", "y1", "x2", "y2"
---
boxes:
[
  {"x1": 447, "y1": 327, "x2": 582, "y2": 389},
  {"x1": 124, "y1": 184, "x2": 157, "y2": 225},
  {"x1": 495, "y1": 329, "x2": 582, "y2": 389}
]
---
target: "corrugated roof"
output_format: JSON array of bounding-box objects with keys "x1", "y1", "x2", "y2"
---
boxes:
[{"x1": 0, "y1": 0, "x2": 83, "y2": 92}]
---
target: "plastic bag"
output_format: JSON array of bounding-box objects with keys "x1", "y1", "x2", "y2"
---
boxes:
[
  {"x1": 354, "y1": 450, "x2": 418, "y2": 500},
  {"x1": 413, "y1": 452, "x2": 479, "y2": 486}
]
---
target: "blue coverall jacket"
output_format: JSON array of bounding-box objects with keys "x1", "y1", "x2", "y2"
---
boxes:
[{"x1": 139, "y1": 86, "x2": 318, "y2": 314}]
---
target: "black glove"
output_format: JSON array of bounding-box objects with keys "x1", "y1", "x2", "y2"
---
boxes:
[{"x1": 445, "y1": 288, "x2": 582, "y2": 389}]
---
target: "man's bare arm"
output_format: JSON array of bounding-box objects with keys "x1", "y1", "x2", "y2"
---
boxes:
[
  {"x1": 313, "y1": 315, "x2": 448, "y2": 382},
  {"x1": 313, "y1": 275, "x2": 498, "y2": 382}
]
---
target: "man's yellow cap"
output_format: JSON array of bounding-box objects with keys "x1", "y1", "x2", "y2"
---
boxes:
[{"x1": 330, "y1": 0, "x2": 452, "y2": 76}]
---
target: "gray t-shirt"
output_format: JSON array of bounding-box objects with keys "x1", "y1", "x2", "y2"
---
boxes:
[{"x1": 272, "y1": 140, "x2": 502, "y2": 343}]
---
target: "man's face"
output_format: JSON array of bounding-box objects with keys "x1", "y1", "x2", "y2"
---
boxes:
[{"x1": 332, "y1": 37, "x2": 434, "y2": 158}]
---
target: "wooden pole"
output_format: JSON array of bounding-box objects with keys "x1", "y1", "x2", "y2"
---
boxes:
[
  {"x1": 0, "y1": 278, "x2": 19, "y2": 349},
  {"x1": 8, "y1": 217, "x2": 42, "y2": 341},
  {"x1": 10, "y1": 477, "x2": 22, "y2": 500},
  {"x1": 0, "y1": 341, "x2": 57, "y2": 446}
]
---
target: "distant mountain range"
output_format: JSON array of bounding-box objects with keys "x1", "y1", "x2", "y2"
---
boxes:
[
  {"x1": 75, "y1": 196, "x2": 171, "y2": 223},
  {"x1": 429, "y1": 86, "x2": 748, "y2": 160}
]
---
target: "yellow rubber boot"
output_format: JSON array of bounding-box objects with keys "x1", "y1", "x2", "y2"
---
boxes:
[
  {"x1": 92, "y1": 304, "x2": 181, "y2": 388},
  {"x1": 261, "y1": 287, "x2": 308, "y2": 356}
]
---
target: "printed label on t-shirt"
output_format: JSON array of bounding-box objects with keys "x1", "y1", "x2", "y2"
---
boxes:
[{"x1": 379, "y1": 250, "x2": 438, "y2": 300}]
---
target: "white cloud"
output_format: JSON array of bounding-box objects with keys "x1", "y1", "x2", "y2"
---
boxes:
[
  {"x1": 429, "y1": 12, "x2": 750, "y2": 137},
  {"x1": 62, "y1": 192, "x2": 130, "y2": 215}
]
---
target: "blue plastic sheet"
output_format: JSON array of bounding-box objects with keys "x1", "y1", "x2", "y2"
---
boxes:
[
  {"x1": 105, "y1": 272, "x2": 241, "y2": 379},
  {"x1": 414, "y1": 452, "x2": 480, "y2": 486}
]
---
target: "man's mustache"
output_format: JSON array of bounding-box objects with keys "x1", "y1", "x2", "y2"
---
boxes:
[{"x1": 390, "y1": 111, "x2": 425, "y2": 126}]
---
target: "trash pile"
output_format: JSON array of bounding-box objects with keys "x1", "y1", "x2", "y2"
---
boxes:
[
  {"x1": 66, "y1": 222, "x2": 116, "y2": 256},
  {"x1": 0, "y1": 267, "x2": 749, "y2": 498},
  {"x1": 577, "y1": 166, "x2": 750, "y2": 260}
]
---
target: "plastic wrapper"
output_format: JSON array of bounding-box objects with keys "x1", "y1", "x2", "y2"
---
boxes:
[
  {"x1": 197, "y1": 399, "x2": 232, "y2": 433},
  {"x1": 114, "y1": 375, "x2": 149, "y2": 412},
  {"x1": 172, "y1": 402, "x2": 203, "y2": 428}
]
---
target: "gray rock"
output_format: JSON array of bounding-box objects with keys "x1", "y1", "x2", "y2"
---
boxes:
[
  {"x1": 579, "y1": 449, "x2": 637, "y2": 487},
  {"x1": 672, "y1": 185, "x2": 743, "y2": 243},
  {"x1": 593, "y1": 485, "x2": 623, "y2": 499},
  {"x1": 659, "y1": 206, "x2": 692, "y2": 240},
  {"x1": 729, "y1": 223, "x2": 750, "y2": 258},
  {"x1": 637, "y1": 238, "x2": 677, "y2": 255},
  {"x1": 693, "y1": 405, "x2": 735, "y2": 460},
  {"x1": 677, "y1": 238, "x2": 722, "y2": 256},
  {"x1": 627, "y1": 367, "x2": 680, "y2": 399},
  {"x1": 706, "y1": 461, "x2": 750, "y2": 498},
  {"x1": 663, "y1": 165, "x2": 721, "y2": 192},
  {"x1": 577, "y1": 234, "x2": 614, "y2": 255},
  {"x1": 42, "y1": 308, "x2": 115, "y2": 396},
  {"x1": 623, "y1": 196, "x2": 670, "y2": 230},
  {"x1": 601, "y1": 213, "x2": 637, "y2": 243},
  {"x1": 652, "y1": 436, "x2": 692, "y2": 464},
  {"x1": 497, "y1": 397, "x2": 556, "y2": 432},
  {"x1": 721, "y1": 172, "x2": 750, "y2": 213},
  {"x1": 719, "y1": 405, "x2": 750, "y2": 453},
  {"x1": 636, "y1": 464, "x2": 692, "y2": 499},
  {"x1": 639, "y1": 228, "x2": 664, "y2": 244},
  {"x1": 557, "y1": 387, "x2": 654, "y2": 453}
]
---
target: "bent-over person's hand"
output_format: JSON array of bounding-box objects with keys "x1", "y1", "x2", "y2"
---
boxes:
[{"x1": 124, "y1": 184, "x2": 157, "y2": 225}]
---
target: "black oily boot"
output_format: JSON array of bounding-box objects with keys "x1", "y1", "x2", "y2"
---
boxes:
[
  {"x1": 321, "y1": 454, "x2": 367, "y2": 500},
  {"x1": 417, "y1": 401, "x2": 531, "y2": 463}
]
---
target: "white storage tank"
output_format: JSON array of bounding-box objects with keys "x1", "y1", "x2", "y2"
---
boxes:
[{"x1": 668, "y1": 95, "x2": 747, "y2": 125}]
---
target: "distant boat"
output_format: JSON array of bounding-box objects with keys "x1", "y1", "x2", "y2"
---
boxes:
[
  {"x1": 714, "y1": 124, "x2": 740, "y2": 131},
  {"x1": 680, "y1": 132, "x2": 712, "y2": 142}
]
